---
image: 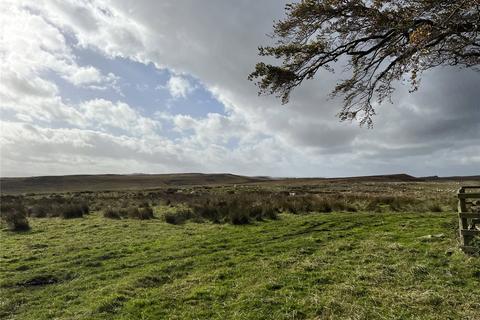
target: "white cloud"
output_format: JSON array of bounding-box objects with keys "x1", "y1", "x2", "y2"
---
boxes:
[
  {"x1": 166, "y1": 75, "x2": 194, "y2": 99},
  {"x1": 0, "y1": 0, "x2": 117, "y2": 94},
  {"x1": 66, "y1": 66, "x2": 103, "y2": 86},
  {"x1": 0, "y1": 121, "x2": 195, "y2": 176},
  {"x1": 35, "y1": 0, "x2": 147, "y2": 59},
  {"x1": 79, "y1": 99, "x2": 161, "y2": 136}
]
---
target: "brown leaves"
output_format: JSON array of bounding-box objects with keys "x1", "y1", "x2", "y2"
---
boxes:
[{"x1": 409, "y1": 24, "x2": 433, "y2": 46}]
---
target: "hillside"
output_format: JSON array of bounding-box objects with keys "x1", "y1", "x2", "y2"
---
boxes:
[
  {"x1": 2, "y1": 173, "x2": 480, "y2": 194},
  {"x1": 0, "y1": 173, "x2": 266, "y2": 194}
]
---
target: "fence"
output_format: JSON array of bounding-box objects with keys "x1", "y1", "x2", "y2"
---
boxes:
[{"x1": 457, "y1": 186, "x2": 480, "y2": 253}]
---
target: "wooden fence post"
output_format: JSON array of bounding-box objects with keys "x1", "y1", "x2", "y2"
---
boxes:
[{"x1": 458, "y1": 187, "x2": 469, "y2": 246}]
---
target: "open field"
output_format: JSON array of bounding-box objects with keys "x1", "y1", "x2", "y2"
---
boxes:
[{"x1": 1, "y1": 176, "x2": 479, "y2": 319}]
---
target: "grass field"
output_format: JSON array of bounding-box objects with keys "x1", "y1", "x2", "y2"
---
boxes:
[{"x1": 1, "y1": 179, "x2": 479, "y2": 319}]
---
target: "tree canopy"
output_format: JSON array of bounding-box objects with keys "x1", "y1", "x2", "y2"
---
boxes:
[{"x1": 249, "y1": 0, "x2": 480, "y2": 126}]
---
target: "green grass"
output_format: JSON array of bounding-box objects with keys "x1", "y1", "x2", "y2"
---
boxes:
[{"x1": 1, "y1": 210, "x2": 479, "y2": 319}]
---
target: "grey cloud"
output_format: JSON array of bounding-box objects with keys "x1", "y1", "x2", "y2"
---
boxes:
[
  {"x1": 2, "y1": 0, "x2": 479, "y2": 177},
  {"x1": 3, "y1": 72, "x2": 58, "y2": 98},
  {"x1": 48, "y1": 0, "x2": 100, "y2": 32}
]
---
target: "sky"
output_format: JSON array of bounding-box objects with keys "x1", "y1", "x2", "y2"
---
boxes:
[{"x1": 0, "y1": 0, "x2": 479, "y2": 178}]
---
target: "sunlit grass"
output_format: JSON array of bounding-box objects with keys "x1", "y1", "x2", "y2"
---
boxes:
[{"x1": 1, "y1": 209, "x2": 479, "y2": 319}]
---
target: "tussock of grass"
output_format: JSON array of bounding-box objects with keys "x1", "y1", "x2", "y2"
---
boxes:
[{"x1": 103, "y1": 205, "x2": 154, "y2": 220}]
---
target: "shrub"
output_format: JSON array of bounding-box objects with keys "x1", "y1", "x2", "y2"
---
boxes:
[{"x1": 1, "y1": 203, "x2": 30, "y2": 231}]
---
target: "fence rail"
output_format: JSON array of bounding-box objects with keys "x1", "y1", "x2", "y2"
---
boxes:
[{"x1": 457, "y1": 186, "x2": 480, "y2": 254}]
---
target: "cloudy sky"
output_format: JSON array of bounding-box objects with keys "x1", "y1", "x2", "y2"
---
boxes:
[{"x1": 1, "y1": 0, "x2": 479, "y2": 178}]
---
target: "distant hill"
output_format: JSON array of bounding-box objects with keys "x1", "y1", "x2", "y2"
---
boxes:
[
  {"x1": 0, "y1": 173, "x2": 266, "y2": 194},
  {"x1": 275, "y1": 174, "x2": 480, "y2": 184},
  {"x1": 1, "y1": 173, "x2": 479, "y2": 194},
  {"x1": 420, "y1": 175, "x2": 480, "y2": 182},
  {"x1": 318, "y1": 173, "x2": 419, "y2": 182}
]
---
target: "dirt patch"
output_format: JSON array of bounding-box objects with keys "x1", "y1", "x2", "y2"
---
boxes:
[{"x1": 17, "y1": 275, "x2": 59, "y2": 287}]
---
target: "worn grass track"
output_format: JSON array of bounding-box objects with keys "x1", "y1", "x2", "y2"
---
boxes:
[{"x1": 1, "y1": 211, "x2": 479, "y2": 319}]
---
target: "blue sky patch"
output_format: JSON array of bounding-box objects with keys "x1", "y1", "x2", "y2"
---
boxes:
[{"x1": 69, "y1": 45, "x2": 227, "y2": 119}]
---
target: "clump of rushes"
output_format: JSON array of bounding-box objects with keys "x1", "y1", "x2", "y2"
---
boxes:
[
  {"x1": 365, "y1": 196, "x2": 422, "y2": 212},
  {"x1": 28, "y1": 204, "x2": 48, "y2": 218},
  {"x1": 59, "y1": 203, "x2": 88, "y2": 219},
  {"x1": 103, "y1": 204, "x2": 155, "y2": 220},
  {"x1": 103, "y1": 207, "x2": 121, "y2": 219},
  {"x1": 122, "y1": 204, "x2": 153, "y2": 220},
  {"x1": 186, "y1": 195, "x2": 280, "y2": 225},
  {"x1": 1, "y1": 203, "x2": 30, "y2": 231},
  {"x1": 137, "y1": 206, "x2": 154, "y2": 220},
  {"x1": 164, "y1": 207, "x2": 194, "y2": 225}
]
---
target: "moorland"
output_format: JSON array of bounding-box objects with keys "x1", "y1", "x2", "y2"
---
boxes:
[{"x1": 1, "y1": 173, "x2": 479, "y2": 319}]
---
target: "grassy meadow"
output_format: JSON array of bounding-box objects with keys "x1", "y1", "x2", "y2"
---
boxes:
[{"x1": 1, "y1": 178, "x2": 479, "y2": 319}]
